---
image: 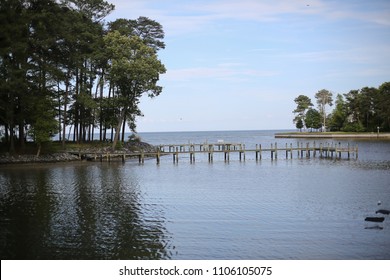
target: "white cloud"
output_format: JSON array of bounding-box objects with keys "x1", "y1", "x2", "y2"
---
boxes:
[{"x1": 163, "y1": 64, "x2": 278, "y2": 82}]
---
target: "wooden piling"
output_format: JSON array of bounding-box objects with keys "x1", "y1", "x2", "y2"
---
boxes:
[
  {"x1": 275, "y1": 143, "x2": 278, "y2": 159},
  {"x1": 306, "y1": 142, "x2": 309, "y2": 158},
  {"x1": 156, "y1": 150, "x2": 160, "y2": 164},
  {"x1": 259, "y1": 144, "x2": 262, "y2": 160},
  {"x1": 313, "y1": 141, "x2": 316, "y2": 157}
]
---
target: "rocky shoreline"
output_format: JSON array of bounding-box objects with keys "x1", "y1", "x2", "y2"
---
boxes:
[{"x1": 0, "y1": 141, "x2": 157, "y2": 165}]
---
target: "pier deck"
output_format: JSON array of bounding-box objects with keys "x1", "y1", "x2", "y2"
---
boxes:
[{"x1": 70, "y1": 142, "x2": 358, "y2": 164}]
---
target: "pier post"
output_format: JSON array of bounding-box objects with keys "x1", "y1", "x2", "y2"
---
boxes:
[
  {"x1": 275, "y1": 143, "x2": 278, "y2": 159},
  {"x1": 239, "y1": 144, "x2": 245, "y2": 161},
  {"x1": 259, "y1": 144, "x2": 262, "y2": 160},
  {"x1": 338, "y1": 142, "x2": 341, "y2": 158},
  {"x1": 138, "y1": 151, "x2": 144, "y2": 164},
  {"x1": 313, "y1": 141, "x2": 316, "y2": 157},
  {"x1": 306, "y1": 142, "x2": 309, "y2": 158},
  {"x1": 327, "y1": 143, "x2": 330, "y2": 158},
  {"x1": 173, "y1": 147, "x2": 179, "y2": 163},
  {"x1": 271, "y1": 143, "x2": 274, "y2": 160},
  {"x1": 300, "y1": 142, "x2": 303, "y2": 158},
  {"x1": 285, "y1": 143, "x2": 288, "y2": 159},
  {"x1": 208, "y1": 145, "x2": 214, "y2": 163},
  {"x1": 156, "y1": 150, "x2": 160, "y2": 164}
]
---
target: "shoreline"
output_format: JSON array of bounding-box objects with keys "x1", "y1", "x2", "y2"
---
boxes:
[
  {"x1": 275, "y1": 132, "x2": 390, "y2": 139},
  {"x1": 0, "y1": 141, "x2": 157, "y2": 165}
]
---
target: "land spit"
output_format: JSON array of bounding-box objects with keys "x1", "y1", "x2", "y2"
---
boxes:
[{"x1": 275, "y1": 132, "x2": 390, "y2": 139}]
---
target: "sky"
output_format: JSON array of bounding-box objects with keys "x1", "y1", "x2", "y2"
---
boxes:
[{"x1": 105, "y1": 0, "x2": 390, "y2": 132}]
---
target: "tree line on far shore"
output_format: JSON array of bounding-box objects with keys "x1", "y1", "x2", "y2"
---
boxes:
[
  {"x1": 0, "y1": 0, "x2": 166, "y2": 155},
  {"x1": 293, "y1": 82, "x2": 390, "y2": 133}
]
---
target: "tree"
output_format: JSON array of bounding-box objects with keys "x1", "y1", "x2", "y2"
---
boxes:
[
  {"x1": 1, "y1": 0, "x2": 169, "y2": 152},
  {"x1": 293, "y1": 95, "x2": 313, "y2": 130},
  {"x1": 305, "y1": 108, "x2": 322, "y2": 132},
  {"x1": 359, "y1": 87, "x2": 378, "y2": 132},
  {"x1": 315, "y1": 89, "x2": 333, "y2": 131},
  {"x1": 329, "y1": 94, "x2": 346, "y2": 131},
  {"x1": 104, "y1": 31, "x2": 166, "y2": 150},
  {"x1": 295, "y1": 118, "x2": 303, "y2": 132},
  {"x1": 29, "y1": 94, "x2": 58, "y2": 156},
  {"x1": 67, "y1": 0, "x2": 115, "y2": 22},
  {"x1": 377, "y1": 82, "x2": 390, "y2": 131},
  {"x1": 108, "y1": 17, "x2": 165, "y2": 52},
  {"x1": 0, "y1": 0, "x2": 30, "y2": 152}
]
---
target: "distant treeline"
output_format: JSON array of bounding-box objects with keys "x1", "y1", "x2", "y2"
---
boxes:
[
  {"x1": 293, "y1": 82, "x2": 390, "y2": 132},
  {"x1": 0, "y1": 0, "x2": 166, "y2": 155}
]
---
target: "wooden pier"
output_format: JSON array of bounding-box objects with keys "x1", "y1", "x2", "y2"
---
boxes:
[{"x1": 71, "y1": 142, "x2": 358, "y2": 164}]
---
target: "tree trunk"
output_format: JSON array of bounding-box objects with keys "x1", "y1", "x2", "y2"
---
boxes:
[
  {"x1": 36, "y1": 143, "x2": 41, "y2": 157},
  {"x1": 112, "y1": 109, "x2": 126, "y2": 150},
  {"x1": 62, "y1": 75, "x2": 69, "y2": 149},
  {"x1": 121, "y1": 114, "x2": 126, "y2": 142}
]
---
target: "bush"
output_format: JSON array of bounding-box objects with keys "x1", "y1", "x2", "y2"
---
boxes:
[
  {"x1": 128, "y1": 133, "x2": 141, "y2": 142},
  {"x1": 342, "y1": 121, "x2": 365, "y2": 132}
]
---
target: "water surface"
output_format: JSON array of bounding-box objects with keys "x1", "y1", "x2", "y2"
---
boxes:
[{"x1": 1, "y1": 130, "x2": 389, "y2": 259}]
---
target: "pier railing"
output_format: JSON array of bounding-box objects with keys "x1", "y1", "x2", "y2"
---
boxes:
[{"x1": 70, "y1": 142, "x2": 358, "y2": 164}]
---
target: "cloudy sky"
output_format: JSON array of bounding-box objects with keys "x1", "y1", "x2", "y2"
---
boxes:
[{"x1": 105, "y1": 0, "x2": 390, "y2": 132}]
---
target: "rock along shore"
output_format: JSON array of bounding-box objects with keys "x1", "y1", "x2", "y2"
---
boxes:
[
  {"x1": 0, "y1": 141, "x2": 157, "y2": 165},
  {"x1": 275, "y1": 132, "x2": 390, "y2": 139}
]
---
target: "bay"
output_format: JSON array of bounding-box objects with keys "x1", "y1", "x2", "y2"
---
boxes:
[{"x1": 1, "y1": 130, "x2": 389, "y2": 259}]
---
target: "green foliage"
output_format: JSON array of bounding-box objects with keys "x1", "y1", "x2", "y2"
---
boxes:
[
  {"x1": 29, "y1": 95, "x2": 58, "y2": 156},
  {"x1": 305, "y1": 108, "x2": 322, "y2": 131},
  {"x1": 295, "y1": 118, "x2": 303, "y2": 131},
  {"x1": 0, "y1": 0, "x2": 166, "y2": 152},
  {"x1": 103, "y1": 29, "x2": 166, "y2": 149},
  {"x1": 328, "y1": 94, "x2": 347, "y2": 131},
  {"x1": 342, "y1": 121, "x2": 365, "y2": 132},
  {"x1": 128, "y1": 133, "x2": 141, "y2": 142},
  {"x1": 293, "y1": 82, "x2": 390, "y2": 133},
  {"x1": 293, "y1": 95, "x2": 313, "y2": 129},
  {"x1": 315, "y1": 89, "x2": 333, "y2": 130}
]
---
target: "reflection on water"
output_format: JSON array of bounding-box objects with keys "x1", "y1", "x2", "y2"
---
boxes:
[{"x1": 0, "y1": 163, "x2": 173, "y2": 259}]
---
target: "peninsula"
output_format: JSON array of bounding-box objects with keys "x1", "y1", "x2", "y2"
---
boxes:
[{"x1": 275, "y1": 132, "x2": 390, "y2": 139}]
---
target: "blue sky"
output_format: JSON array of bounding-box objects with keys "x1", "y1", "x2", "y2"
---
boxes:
[{"x1": 106, "y1": 0, "x2": 390, "y2": 132}]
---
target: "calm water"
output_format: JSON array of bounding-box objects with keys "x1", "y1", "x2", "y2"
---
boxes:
[{"x1": 1, "y1": 130, "x2": 390, "y2": 259}]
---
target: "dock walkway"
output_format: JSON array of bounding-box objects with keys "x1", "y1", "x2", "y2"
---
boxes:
[{"x1": 69, "y1": 142, "x2": 358, "y2": 164}]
